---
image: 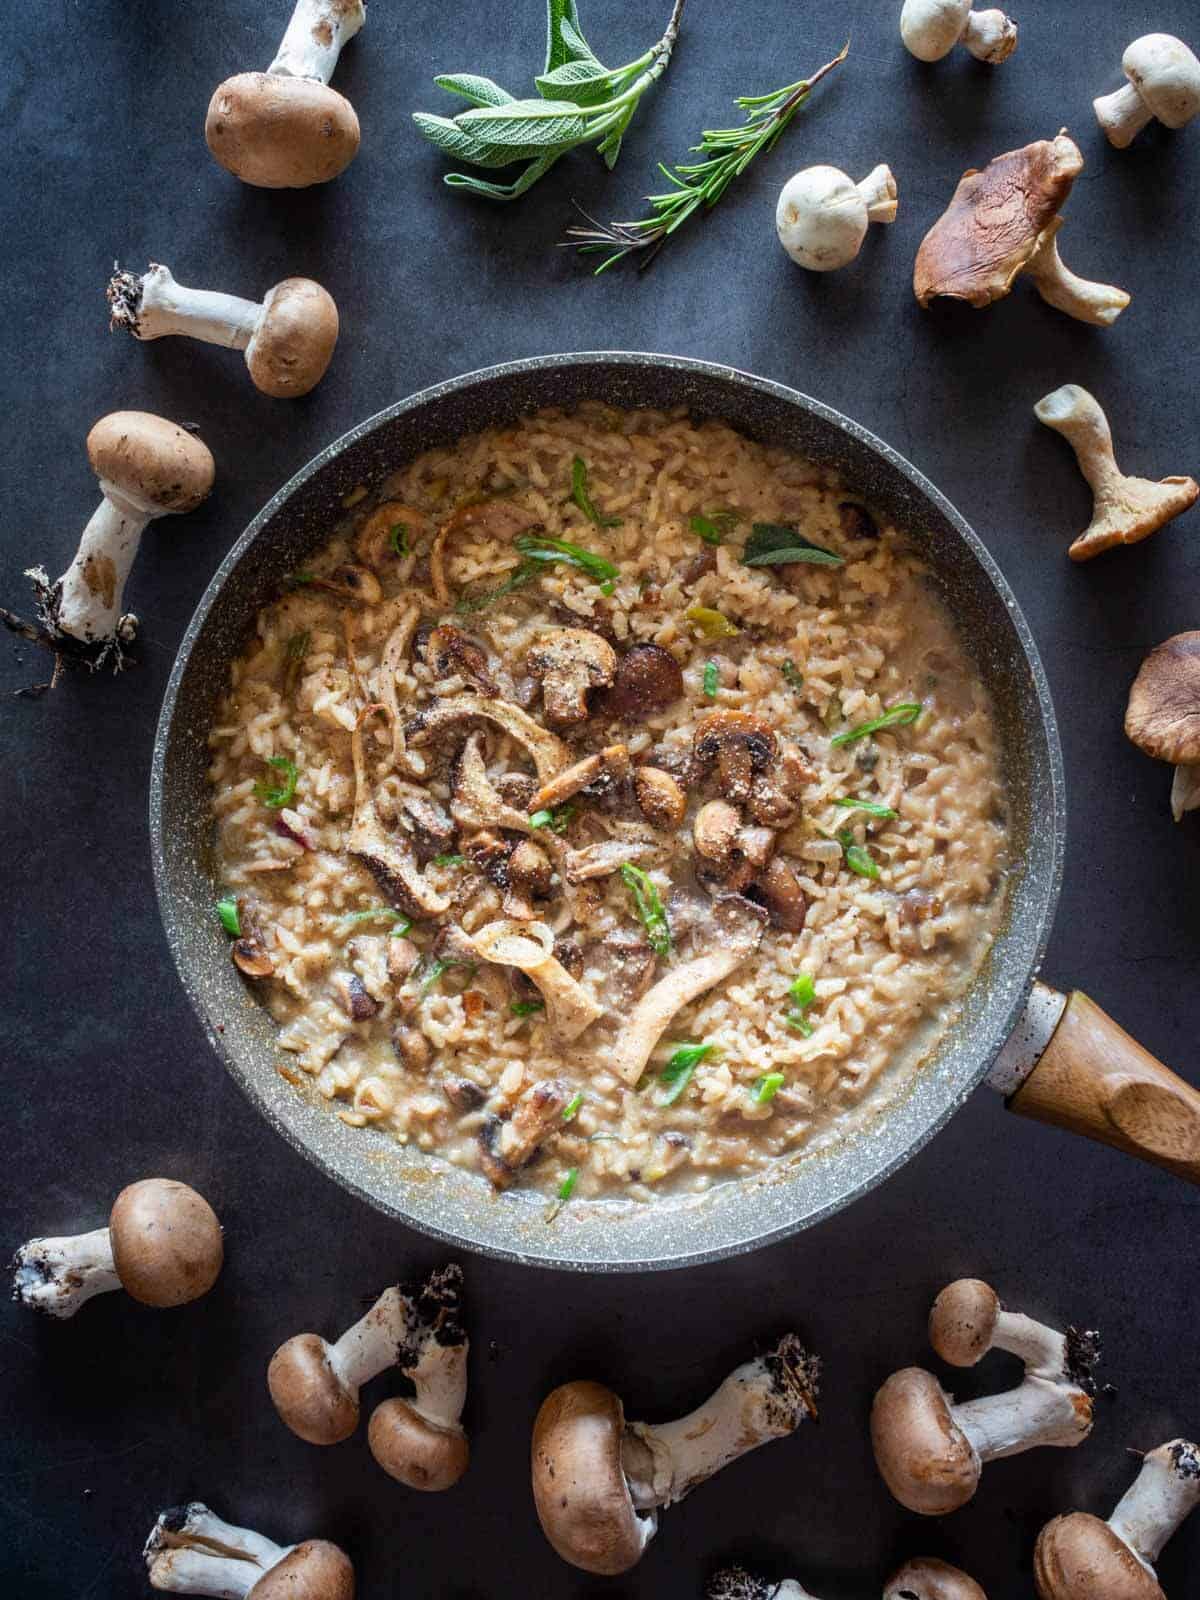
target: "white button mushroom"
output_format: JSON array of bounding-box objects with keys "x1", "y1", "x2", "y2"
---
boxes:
[
  {"x1": 1094, "y1": 34, "x2": 1200, "y2": 148},
  {"x1": 900, "y1": 0, "x2": 1018, "y2": 63},
  {"x1": 22, "y1": 412, "x2": 214, "y2": 665},
  {"x1": 532, "y1": 1335, "x2": 820, "y2": 1574},
  {"x1": 108, "y1": 263, "x2": 339, "y2": 399},
  {"x1": 11, "y1": 1178, "x2": 223, "y2": 1318},
  {"x1": 776, "y1": 164, "x2": 898, "y2": 271},
  {"x1": 206, "y1": 0, "x2": 366, "y2": 187},
  {"x1": 144, "y1": 1503, "x2": 354, "y2": 1599}
]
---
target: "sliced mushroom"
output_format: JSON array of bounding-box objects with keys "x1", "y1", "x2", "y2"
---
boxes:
[
  {"x1": 504, "y1": 839, "x2": 553, "y2": 920},
  {"x1": 311, "y1": 563, "x2": 383, "y2": 605},
  {"x1": 751, "y1": 856, "x2": 809, "y2": 932},
  {"x1": 391, "y1": 1024, "x2": 431, "y2": 1071},
  {"x1": 563, "y1": 838, "x2": 659, "y2": 883},
  {"x1": 602, "y1": 643, "x2": 685, "y2": 719},
  {"x1": 464, "y1": 828, "x2": 516, "y2": 890},
  {"x1": 424, "y1": 624, "x2": 500, "y2": 697},
  {"x1": 407, "y1": 694, "x2": 568, "y2": 784},
  {"x1": 589, "y1": 928, "x2": 659, "y2": 1005},
  {"x1": 610, "y1": 897, "x2": 767, "y2": 1084},
  {"x1": 746, "y1": 772, "x2": 799, "y2": 827},
  {"x1": 349, "y1": 721, "x2": 452, "y2": 918},
  {"x1": 354, "y1": 501, "x2": 424, "y2": 569},
  {"x1": 451, "y1": 732, "x2": 536, "y2": 834},
  {"x1": 400, "y1": 793, "x2": 456, "y2": 860},
  {"x1": 693, "y1": 710, "x2": 778, "y2": 804},
  {"x1": 532, "y1": 745, "x2": 630, "y2": 810},
  {"x1": 527, "y1": 628, "x2": 617, "y2": 725},
  {"x1": 429, "y1": 498, "x2": 540, "y2": 604},
  {"x1": 473, "y1": 919, "x2": 602, "y2": 1041},
  {"x1": 231, "y1": 931, "x2": 274, "y2": 978},
  {"x1": 331, "y1": 970, "x2": 378, "y2": 1021},
  {"x1": 496, "y1": 772, "x2": 538, "y2": 810},
  {"x1": 478, "y1": 1079, "x2": 567, "y2": 1189},
  {"x1": 693, "y1": 800, "x2": 742, "y2": 866},
  {"x1": 388, "y1": 937, "x2": 421, "y2": 983},
  {"x1": 633, "y1": 766, "x2": 687, "y2": 830},
  {"x1": 377, "y1": 603, "x2": 421, "y2": 769}
]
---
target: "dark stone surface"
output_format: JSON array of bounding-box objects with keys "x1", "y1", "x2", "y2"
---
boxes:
[{"x1": 2, "y1": 2, "x2": 1198, "y2": 1595}]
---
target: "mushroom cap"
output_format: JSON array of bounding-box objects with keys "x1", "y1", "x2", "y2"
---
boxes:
[
  {"x1": 885, "y1": 1556, "x2": 989, "y2": 1600},
  {"x1": 527, "y1": 628, "x2": 618, "y2": 724},
  {"x1": 205, "y1": 74, "x2": 360, "y2": 188},
  {"x1": 532, "y1": 1380, "x2": 650, "y2": 1575},
  {"x1": 249, "y1": 1540, "x2": 355, "y2": 1600},
  {"x1": 871, "y1": 1367, "x2": 981, "y2": 1515},
  {"x1": 1123, "y1": 34, "x2": 1200, "y2": 128},
  {"x1": 1125, "y1": 632, "x2": 1200, "y2": 765},
  {"x1": 776, "y1": 165, "x2": 869, "y2": 270},
  {"x1": 268, "y1": 1333, "x2": 359, "y2": 1444},
  {"x1": 929, "y1": 1278, "x2": 1000, "y2": 1367},
  {"x1": 1033, "y1": 1512, "x2": 1165, "y2": 1600},
  {"x1": 603, "y1": 643, "x2": 684, "y2": 718},
  {"x1": 87, "y1": 412, "x2": 215, "y2": 515},
  {"x1": 914, "y1": 132, "x2": 1083, "y2": 309},
  {"x1": 900, "y1": 0, "x2": 973, "y2": 60},
  {"x1": 108, "y1": 1179, "x2": 223, "y2": 1308},
  {"x1": 246, "y1": 279, "x2": 339, "y2": 398},
  {"x1": 367, "y1": 1398, "x2": 470, "y2": 1492}
]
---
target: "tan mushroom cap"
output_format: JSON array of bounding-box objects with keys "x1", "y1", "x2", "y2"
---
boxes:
[
  {"x1": 87, "y1": 413, "x2": 215, "y2": 515},
  {"x1": 532, "y1": 1380, "x2": 649, "y2": 1576},
  {"x1": 268, "y1": 1334, "x2": 359, "y2": 1444},
  {"x1": 205, "y1": 73, "x2": 361, "y2": 188},
  {"x1": 108, "y1": 1179, "x2": 223, "y2": 1308},
  {"x1": 249, "y1": 1540, "x2": 355, "y2": 1600},
  {"x1": 1125, "y1": 633, "x2": 1200, "y2": 765},
  {"x1": 929, "y1": 1278, "x2": 1001, "y2": 1367},
  {"x1": 367, "y1": 1398, "x2": 470, "y2": 1492},
  {"x1": 246, "y1": 279, "x2": 339, "y2": 398},
  {"x1": 1033, "y1": 1512, "x2": 1165, "y2": 1600},
  {"x1": 1124, "y1": 34, "x2": 1200, "y2": 129},
  {"x1": 871, "y1": 1367, "x2": 980, "y2": 1515},
  {"x1": 885, "y1": 1556, "x2": 989, "y2": 1600},
  {"x1": 914, "y1": 131, "x2": 1082, "y2": 309}
]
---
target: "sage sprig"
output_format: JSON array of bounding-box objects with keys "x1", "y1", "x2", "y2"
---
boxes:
[{"x1": 414, "y1": 0, "x2": 686, "y2": 202}]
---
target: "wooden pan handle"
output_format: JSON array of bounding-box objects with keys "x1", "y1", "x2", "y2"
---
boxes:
[{"x1": 1007, "y1": 989, "x2": 1200, "y2": 1185}]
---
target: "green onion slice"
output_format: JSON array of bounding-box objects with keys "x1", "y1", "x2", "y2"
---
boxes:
[
  {"x1": 753, "y1": 1073, "x2": 786, "y2": 1104},
  {"x1": 254, "y1": 756, "x2": 298, "y2": 809},
  {"x1": 837, "y1": 828, "x2": 882, "y2": 880},
  {"x1": 785, "y1": 972, "x2": 817, "y2": 1036},
  {"x1": 833, "y1": 797, "x2": 897, "y2": 819},
  {"x1": 515, "y1": 533, "x2": 619, "y2": 588},
  {"x1": 216, "y1": 897, "x2": 241, "y2": 937},
  {"x1": 529, "y1": 803, "x2": 574, "y2": 834},
  {"x1": 456, "y1": 561, "x2": 540, "y2": 613},
  {"x1": 432, "y1": 853, "x2": 465, "y2": 868},
  {"x1": 557, "y1": 1167, "x2": 579, "y2": 1201},
  {"x1": 571, "y1": 457, "x2": 622, "y2": 528},
  {"x1": 689, "y1": 510, "x2": 737, "y2": 546},
  {"x1": 510, "y1": 999, "x2": 545, "y2": 1017},
  {"x1": 657, "y1": 1042, "x2": 715, "y2": 1106},
  {"x1": 339, "y1": 907, "x2": 412, "y2": 934},
  {"x1": 703, "y1": 660, "x2": 719, "y2": 698},
  {"x1": 389, "y1": 523, "x2": 409, "y2": 556},
  {"x1": 830, "y1": 702, "x2": 921, "y2": 748},
  {"x1": 621, "y1": 863, "x2": 672, "y2": 956},
  {"x1": 562, "y1": 1092, "x2": 584, "y2": 1122},
  {"x1": 781, "y1": 660, "x2": 804, "y2": 692}
]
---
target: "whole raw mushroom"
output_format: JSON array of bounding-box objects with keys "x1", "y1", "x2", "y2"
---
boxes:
[
  {"x1": 1094, "y1": 34, "x2": 1200, "y2": 148},
  {"x1": 206, "y1": 0, "x2": 366, "y2": 187},
  {"x1": 776, "y1": 164, "x2": 898, "y2": 271},
  {"x1": 1125, "y1": 633, "x2": 1200, "y2": 821},
  {"x1": 706, "y1": 1557, "x2": 988, "y2": 1598},
  {"x1": 144, "y1": 1502, "x2": 354, "y2": 1598},
  {"x1": 900, "y1": 0, "x2": 1018, "y2": 63}
]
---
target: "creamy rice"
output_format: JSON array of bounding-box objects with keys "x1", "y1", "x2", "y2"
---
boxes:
[{"x1": 207, "y1": 404, "x2": 1009, "y2": 1204}]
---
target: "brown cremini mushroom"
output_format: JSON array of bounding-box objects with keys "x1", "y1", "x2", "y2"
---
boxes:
[
  {"x1": 527, "y1": 627, "x2": 618, "y2": 724},
  {"x1": 914, "y1": 132, "x2": 1130, "y2": 326},
  {"x1": 12, "y1": 1178, "x2": 222, "y2": 1318},
  {"x1": 144, "y1": 1503, "x2": 354, "y2": 1598},
  {"x1": 1094, "y1": 34, "x2": 1200, "y2": 148},
  {"x1": 752, "y1": 856, "x2": 809, "y2": 932},
  {"x1": 424, "y1": 624, "x2": 499, "y2": 696},
  {"x1": 1125, "y1": 632, "x2": 1200, "y2": 821},
  {"x1": 872, "y1": 1278, "x2": 1100, "y2": 1515},
  {"x1": 1034, "y1": 1438, "x2": 1200, "y2": 1600},
  {"x1": 1035, "y1": 386, "x2": 1198, "y2": 561},
  {"x1": 693, "y1": 710, "x2": 778, "y2": 804},
  {"x1": 206, "y1": 0, "x2": 365, "y2": 188},
  {"x1": 634, "y1": 765, "x2": 687, "y2": 830},
  {"x1": 532, "y1": 1335, "x2": 819, "y2": 1575},
  {"x1": 603, "y1": 642, "x2": 686, "y2": 718},
  {"x1": 706, "y1": 1556, "x2": 987, "y2": 1599}
]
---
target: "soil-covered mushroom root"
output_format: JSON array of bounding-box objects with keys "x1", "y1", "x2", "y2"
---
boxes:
[
  {"x1": 531, "y1": 1334, "x2": 819, "y2": 1574},
  {"x1": 144, "y1": 1502, "x2": 354, "y2": 1598},
  {"x1": 206, "y1": 0, "x2": 366, "y2": 187},
  {"x1": 269, "y1": 1263, "x2": 469, "y2": 1490},
  {"x1": 1034, "y1": 1437, "x2": 1200, "y2": 1600},
  {"x1": 914, "y1": 132, "x2": 1130, "y2": 326},
  {"x1": 108, "y1": 263, "x2": 338, "y2": 398},
  {"x1": 706, "y1": 1556, "x2": 987, "y2": 1599},
  {"x1": 1125, "y1": 632, "x2": 1200, "y2": 822},
  {"x1": 1035, "y1": 386, "x2": 1198, "y2": 561},
  {"x1": 11, "y1": 1178, "x2": 223, "y2": 1319},
  {"x1": 776, "y1": 164, "x2": 898, "y2": 271},
  {"x1": 900, "y1": 0, "x2": 1017, "y2": 63},
  {"x1": 1094, "y1": 34, "x2": 1200, "y2": 147},
  {"x1": 871, "y1": 1277, "x2": 1100, "y2": 1514}
]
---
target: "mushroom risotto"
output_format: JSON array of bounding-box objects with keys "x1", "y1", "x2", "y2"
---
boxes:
[{"x1": 208, "y1": 404, "x2": 1009, "y2": 1202}]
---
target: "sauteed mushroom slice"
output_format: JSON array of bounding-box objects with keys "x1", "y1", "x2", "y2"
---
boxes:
[
  {"x1": 406, "y1": 693, "x2": 569, "y2": 784},
  {"x1": 527, "y1": 628, "x2": 618, "y2": 725},
  {"x1": 603, "y1": 643, "x2": 685, "y2": 719},
  {"x1": 473, "y1": 920, "x2": 602, "y2": 1041},
  {"x1": 144, "y1": 1503, "x2": 354, "y2": 1598},
  {"x1": 532, "y1": 745, "x2": 630, "y2": 810},
  {"x1": 563, "y1": 838, "x2": 659, "y2": 882},
  {"x1": 451, "y1": 732, "x2": 536, "y2": 834},
  {"x1": 478, "y1": 1079, "x2": 567, "y2": 1189},
  {"x1": 504, "y1": 839, "x2": 552, "y2": 920},
  {"x1": 634, "y1": 766, "x2": 687, "y2": 830},
  {"x1": 752, "y1": 856, "x2": 809, "y2": 932},
  {"x1": 693, "y1": 710, "x2": 778, "y2": 804},
  {"x1": 348, "y1": 722, "x2": 451, "y2": 918},
  {"x1": 425, "y1": 624, "x2": 500, "y2": 696}
]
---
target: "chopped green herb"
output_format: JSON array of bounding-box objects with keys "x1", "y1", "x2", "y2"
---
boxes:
[
  {"x1": 690, "y1": 510, "x2": 738, "y2": 546},
  {"x1": 753, "y1": 1072, "x2": 786, "y2": 1104},
  {"x1": 621, "y1": 863, "x2": 672, "y2": 956},
  {"x1": 685, "y1": 604, "x2": 740, "y2": 639},
  {"x1": 785, "y1": 972, "x2": 817, "y2": 1036},
  {"x1": 432, "y1": 853, "x2": 466, "y2": 868},
  {"x1": 833, "y1": 797, "x2": 897, "y2": 819},
  {"x1": 781, "y1": 659, "x2": 804, "y2": 693},
  {"x1": 455, "y1": 561, "x2": 540, "y2": 613},
  {"x1": 588, "y1": 1131, "x2": 620, "y2": 1143},
  {"x1": 703, "y1": 660, "x2": 719, "y2": 698},
  {"x1": 283, "y1": 570, "x2": 316, "y2": 586},
  {"x1": 830, "y1": 702, "x2": 921, "y2": 748},
  {"x1": 742, "y1": 523, "x2": 844, "y2": 568},
  {"x1": 838, "y1": 828, "x2": 882, "y2": 880},
  {"x1": 339, "y1": 907, "x2": 412, "y2": 934},
  {"x1": 420, "y1": 957, "x2": 450, "y2": 994},
  {"x1": 389, "y1": 523, "x2": 409, "y2": 556},
  {"x1": 529, "y1": 803, "x2": 575, "y2": 834},
  {"x1": 216, "y1": 897, "x2": 241, "y2": 937},
  {"x1": 254, "y1": 756, "x2": 299, "y2": 809},
  {"x1": 571, "y1": 457, "x2": 622, "y2": 528},
  {"x1": 515, "y1": 533, "x2": 619, "y2": 589},
  {"x1": 510, "y1": 998, "x2": 545, "y2": 1017},
  {"x1": 657, "y1": 1042, "x2": 716, "y2": 1105},
  {"x1": 562, "y1": 1092, "x2": 584, "y2": 1122},
  {"x1": 285, "y1": 630, "x2": 311, "y2": 660},
  {"x1": 557, "y1": 1167, "x2": 579, "y2": 1201}
]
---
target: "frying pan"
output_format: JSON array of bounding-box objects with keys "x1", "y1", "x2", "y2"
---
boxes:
[{"x1": 150, "y1": 353, "x2": 1200, "y2": 1271}]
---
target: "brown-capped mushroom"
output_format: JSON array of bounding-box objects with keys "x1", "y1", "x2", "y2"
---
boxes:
[
  {"x1": 527, "y1": 628, "x2": 617, "y2": 724},
  {"x1": 12, "y1": 1178, "x2": 222, "y2": 1318},
  {"x1": 1125, "y1": 632, "x2": 1200, "y2": 821},
  {"x1": 424, "y1": 624, "x2": 499, "y2": 696},
  {"x1": 603, "y1": 642, "x2": 686, "y2": 718},
  {"x1": 1035, "y1": 386, "x2": 1198, "y2": 561},
  {"x1": 205, "y1": 0, "x2": 365, "y2": 188},
  {"x1": 107, "y1": 264, "x2": 338, "y2": 398},
  {"x1": 872, "y1": 1278, "x2": 1100, "y2": 1515},
  {"x1": 900, "y1": 0, "x2": 1017, "y2": 63},
  {"x1": 531, "y1": 744, "x2": 630, "y2": 810},
  {"x1": 532, "y1": 1335, "x2": 819, "y2": 1575},
  {"x1": 1034, "y1": 1438, "x2": 1200, "y2": 1600},
  {"x1": 472, "y1": 920, "x2": 602, "y2": 1041},
  {"x1": 144, "y1": 1503, "x2": 354, "y2": 1598},
  {"x1": 478, "y1": 1078, "x2": 568, "y2": 1189},
  {"x1": 914, "y1": 132, "x2": 1130, "y2": 326},
  {"x1": 634, "y1": 765, "x2": 687, "y2": 830},
  {"x1": 706, "y1": 1557, "x2": 987, "y2": 1600},
  {"x1": 752, "y1": 856, "x2": 809, "y2": 932},
  {"x1": 406, "y1": 693, "x2": 568, "y2": 784},
  {"x1": 330, "y1": 970, "x2": 378, "y2": 1021},
  {"x1": 1094, "y1": 34, "x2": 1200, "y2": 148},
  {"x1": 693, "y1": 710, "x2": 779, "y2": 805},
  {"x1": 503, "y1": 839, "x2": 552, "y2": 920}
]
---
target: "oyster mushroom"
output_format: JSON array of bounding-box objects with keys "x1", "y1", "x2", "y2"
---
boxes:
[
  {"x1": 473, "y1": 920, "x2": 602, "y2": 1041},
  {"x1": 693, "y1": 710, "x2": 778, "y2": 805},
  {"x1": 900, "y1": 0, "x2": 1018, "y2": 63},
  {"x1": 503, "y1": 839, "x2": 552, "y2": 920},
  {"x1": 532, "y1": 1335, "x2": 819, "y2": 1575},
  {"x1": 424, "y1": 624, "x2": 499, "y2": 696},
  {"x1": 428, "y1": 497, "x2": 540, "y2": 604},
  {"x1": 531, "y1": 744, "x2": 630, "y2": 809},
  {"x1": 348, "y1": 719, "x2": 451, "y2": 918},
  {"x1": 527, "y1": 628, "x2": 618, "y2": 725},
  {"x1": 478, "y1": 1078, "x2": 568, "y2": 1189},
  {"x1": 406, "y1": 693, "x2": 568, "y2": 784},
  {"x1": 1094, "y1": 33, "x2": 1200, "y2": 148},
  {"x1": 562, "y1": 837, "x2": 659, "y2": 882},
  {"x1": 1125, "y1": 632, "x2": 1200, "y2": 821},
  {"x1": 450, "y1": 732, "x2": 538, "y2": 834},
  {"x1": 611, "y1": 896, "x2": 767, "y2": 1084},
  {"x1": 603, "y1": 642, "x2": 685, "y2": 719},
  {"x1": 144, "y1": 1503, "x2": 353, "y2": 1598},
  {"x1": 914, "y1": 131, "x2": 1130, "y2": 326},
  {"x1": 1035, "y1": 386, "x2": 1198, "y2": 561},
  {"x1": 354, "y1": 502, "x2": 425, "y2": 569}
]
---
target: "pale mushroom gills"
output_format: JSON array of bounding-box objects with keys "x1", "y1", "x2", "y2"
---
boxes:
[{"x1": 207, "y1": 403, "x2": 1011, "y2": 1202}]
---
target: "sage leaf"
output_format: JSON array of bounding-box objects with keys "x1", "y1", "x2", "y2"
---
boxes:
[
  {"x1": 444, "y1": 154, "x2": 562, "y2": 201},
  {"x1": 742, "y1": 522, "x2": 844, "y2": 568},
  {"x1": 433, "y1": 73, "x2": 517, "y2": 109}
]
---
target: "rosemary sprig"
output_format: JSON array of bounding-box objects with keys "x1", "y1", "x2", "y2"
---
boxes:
[{"x1": 564, "y1": 40, "x2": 849, "y2": 272}]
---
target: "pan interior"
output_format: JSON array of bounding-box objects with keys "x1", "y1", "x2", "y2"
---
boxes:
[{"x1": 151, "y1": 355, "x2": 1064, "y2": 1271}]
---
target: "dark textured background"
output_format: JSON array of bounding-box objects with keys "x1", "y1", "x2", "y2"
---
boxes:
[{"x1": 3, "y1": 2, "x2": 1199, "y2": 1595}]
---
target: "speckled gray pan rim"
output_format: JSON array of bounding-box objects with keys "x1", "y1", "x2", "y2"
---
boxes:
[{"x1": 150, "y1": 352, "x2": 1066, "y2": 1273}]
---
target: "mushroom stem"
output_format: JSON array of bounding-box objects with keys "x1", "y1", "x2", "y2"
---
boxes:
[
  {"x1": 109, "y1": 265, "x2": 261, "y2": 350},
  {"x1": 473, "y1": 920, "x2": 603, "y2": 1042},
  {"x1": 11, "y1": 1226, "x2": 120, "y2": 1317},
  {"x1": 268, "y1": 0, "x2": 365, "y2": 82},
  {"x1": 52, "y1": 492, "x2": 149, "y2": 644},
  {"x1": 859, "y1": 163, "x2": 900, "y2": 223},
  {"x1": 953, "y1": 1375, "x2": 1089, "y2": 1460},
  {"x1": 960, "y1": 7, "x2": 1019, "y2": 62},
  {"x1": 1092, "y1": 81, "x2": 1151, "y2": 146},
  {"x1": 407, "y1": 1334, "x2": 468, "y2": 1430},
  {"x1": 1107, "y1": 1440, "x2": 1200, "y2": 1566},
  {"x1": 987, "y1": 1307, "x2": 1074, "y2": 1374},
  {"x1": 327, "y1": 1284, "x2": 408, "y2": 1392},
  {"x1": 1024, "y1": 221, "x2": 1130, "y2": 327},
  {"x1": 145, "y1": 1504, "x2": 288, "y2": 1597}
]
